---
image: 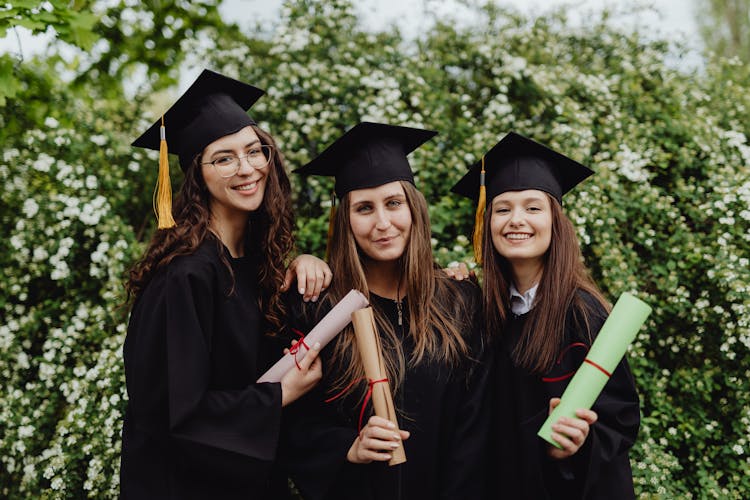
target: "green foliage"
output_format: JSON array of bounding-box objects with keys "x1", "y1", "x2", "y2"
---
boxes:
[
  {"x1": 695, "y1": 0, "x2": 750, "y2": 63},
  {"x1": 1, "y1": 0, "x2": 749, "y2": 497},
  {"x1": 0, "y1": 1, "x2": 97, "y2": 104},
  {"x1": 0, "y1": 1, "x2": 97, "y2": 48}
]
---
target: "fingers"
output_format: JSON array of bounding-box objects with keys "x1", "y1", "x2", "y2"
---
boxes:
[
  {"x1": 366, "y1": 415, "x2": 396, "y2": 429},
  {"x1": 349, "y1": 436, "x2": 394, "y2": 463},
  {"x1": 285, "y1": 255, "x2": 331, "y2": 302},
  {"x1": 575, "y1": 408, "x2": 598, "y2": 425},
  {"x1": 306, "y1": 269, "x2": 323, "y2": 303},
  {"x1": 444, "y1": 262, "x2": 471, "y2": 280},
  {"x1": 548, "y1": 397, "x2": 561, "y2": 415},
  {"x1": 280, "y1": 268, "x2": 293, "y2": 292},
  {"x1": 548, "y1": 415, "x2": 591, "y2": 459},
  {"x1": 296, "y1": 342, "x2": 321, "y2": 371},
  {"x1": 444, "y1": 266, "x2": 464, "y2": 280},
  {"x1": 457, "y1": 262, "x2": 469, "y2": 279},
  {"x1": 358, "y1": 418, "x2": 404, "y2": 461}
]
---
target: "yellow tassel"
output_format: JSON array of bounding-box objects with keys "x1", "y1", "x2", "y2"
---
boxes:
[
  {"x1": 325, "y1": 190, "x2": 336, "y2": 261},
  {"x1": 154, "y1": 115, "x2": 176, "y2": 229},
  {"x1": 472, "y1": 156, "x2": 486, "y2": 265}
]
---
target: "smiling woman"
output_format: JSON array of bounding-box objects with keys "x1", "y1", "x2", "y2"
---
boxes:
[
  {"x1": 199, "y1": 127, "x2": 272, "y2": 232},
  {"x1": 282, "y1": 122, "x2": 492, "y2": 500},
  {"x1": 452, "y1": 131, "x2": 640, "y2": 499},
  {"x1": 120, "y1": 69, "x2": 328, "y2": 499},
  {"x1": 348, "y1": 182, "x2": 413, "y2": 264},
  {"x1": 489, "y1": 190, "x2": 553, "y2": 280}
]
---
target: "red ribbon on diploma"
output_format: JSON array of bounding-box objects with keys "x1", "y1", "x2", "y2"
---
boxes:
[
  {"x1": 324, "y1": 377, "x2": 389, "y2": 432},
  {"x1": 583, "y1": 358, "x2": 611, "y2": 377},
  {"x1": 290, "y1": 328, "x2": 310, "y2": 370}
]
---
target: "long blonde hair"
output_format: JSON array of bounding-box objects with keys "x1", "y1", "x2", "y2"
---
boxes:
[{"x1": 321, "y1": 181, "x2": 472, "y2": 398}]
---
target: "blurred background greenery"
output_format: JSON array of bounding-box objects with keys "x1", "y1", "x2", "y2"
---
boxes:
[{"x1": 0, "y1": 0, "x2": 748, "y2": 497}]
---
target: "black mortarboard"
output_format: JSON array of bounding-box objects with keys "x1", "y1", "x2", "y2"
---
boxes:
[
  {"x1": 450, "y1": 132, "x2": 593, "y2": 264},
  {"x1": 294, "y1": 122, "x2": 437, "y2": 198},
  {"x1": 132, "y1": 69, "x2": 264, "y2": 171},
  {"x1": 451, "y1": 131, "x2": 593, "y2": 204}
]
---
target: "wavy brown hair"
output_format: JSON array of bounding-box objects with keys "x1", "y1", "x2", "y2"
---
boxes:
[
  {"x1": 483, "y1": 192, "x2": 609, "y2": 374},
  {"x1": 321, "y1": 181, "x2": 471, "y2": 398},
  {"x1": 126, "y1": 125, "x2": 294, "y2": 334}
]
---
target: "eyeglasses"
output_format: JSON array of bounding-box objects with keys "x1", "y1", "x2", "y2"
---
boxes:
[{"x1": 201, "y1": 144, "x2": 274, "y2": 178}]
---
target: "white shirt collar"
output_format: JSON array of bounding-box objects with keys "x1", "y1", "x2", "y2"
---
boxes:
[{"x1": 510, "y1": 283, "x2": 539, "y2": 315}]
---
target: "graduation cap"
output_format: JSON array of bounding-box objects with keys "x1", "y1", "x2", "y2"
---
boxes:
[
  {"x1": 294, "y1": 122, "x2": 437, "y2": 198},
  {"x1": 450, "y1": 132, "x2": 593, "y2": 264},
  {"x1": 294, "y1": 121, "x2": 437, "y2": 257},
  {"x1": 131, "y1": 69, "x2": 265, "y2": 228}
]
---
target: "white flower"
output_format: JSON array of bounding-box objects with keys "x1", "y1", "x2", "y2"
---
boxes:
[
  {"x1": 90, "y1": 134, "x2": 108, "y2": 146},
  {"x1": 18, "y1": 425, "x2": 35, "y2": 438},
  {"x1": 44, "y1": 117, "x2": 59, "y2": 128},
  {"x1": 33, "y1": 246, "x2": 49, "y2": 262},
  {"x1": 33, "y1": 153, "x2": 54, "y2": 172},
  {"x1": 22, "y1": 199, "x2": 39, "y2": 218}
]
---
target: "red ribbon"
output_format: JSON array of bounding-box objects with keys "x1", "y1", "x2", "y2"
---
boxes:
[
  {"x1": 289, "y1": 328, "x2": 310, "y2": 370},
  {"x1": 584, "y1": 358, "x2": 611, "y2": 377},
  {"x1": 541, "y1": 342, "x2": 589, "y2": 383},
  {"x1": 324, "y1": 377, "x2": 389, "y2": 432}
]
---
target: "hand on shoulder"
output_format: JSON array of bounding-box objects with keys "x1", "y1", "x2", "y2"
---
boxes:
[{"x1": 281, "y1": 254, "x2": 332, "y2": 302}]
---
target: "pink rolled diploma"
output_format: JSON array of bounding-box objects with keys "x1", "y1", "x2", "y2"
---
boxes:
[
  {"x1": 538, "y1": 292, "x2": 651, "y2": 448},
  {"x1": 257, "y1": 289, "x2": 369, "y2": 383}
]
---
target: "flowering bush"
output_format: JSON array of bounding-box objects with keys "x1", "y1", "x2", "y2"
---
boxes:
[{"x1": 1, "y1": 0, "x2": 748, "y2": 497}]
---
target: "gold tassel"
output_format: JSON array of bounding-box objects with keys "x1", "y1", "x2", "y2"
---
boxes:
[
  {"x1": 472, "y1": 155, "x2": 486, "y2": 265},
  {"x1": 154, "y1": 115, "x2": 176, "y2": 229},
  {"x1": 325, "y1": 190, "x2": 336, "y2": 261}
]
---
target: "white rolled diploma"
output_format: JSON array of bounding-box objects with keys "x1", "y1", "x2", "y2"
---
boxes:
[
  {"x1": 257, "y1": 289, "x2": 369, "y2": 383},
  {"x1": 351, "y1": 307, "x2": 407, "y2": 466}
]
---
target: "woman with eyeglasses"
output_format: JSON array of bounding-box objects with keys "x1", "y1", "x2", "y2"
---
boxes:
[
  {"x1": 280, "y1": 122, "x2": 492, "y2": 500},
  {"x1": 120, "y1": 70, "x2": 327, "y2": 499}
]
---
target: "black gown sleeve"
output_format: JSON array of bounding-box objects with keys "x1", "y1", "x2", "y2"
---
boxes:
[
  {"x1": 541, "y1": 292, "x2": 640, "y2": 499},
  {"x1": 164, "y1": 260, "x2": 283, "y2": 463}
]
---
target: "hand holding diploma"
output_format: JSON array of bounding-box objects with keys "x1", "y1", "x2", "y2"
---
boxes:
[
  {"x1": 280, "y1": 341, "x2": 322, "y2": 407},
  {"x1": 347, "y1": 415, "x2": 410, "y2": 465},
  {"x1": 538, "y1": 292, "x2": 652, "y2": 449},
  {"x1": 545, "y1": 398, "x2": 598, "y2": 459},
  {"x1": 350, "y1": 307, "x2": 407, "y2": 466},
  {"x1": 257, "y1": 289, "x2": 369, "y2": 383}
]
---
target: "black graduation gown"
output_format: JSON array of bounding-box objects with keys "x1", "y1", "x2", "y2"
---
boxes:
[
  {"x1": 120, "y1": 239, "x2": 290, "y2": 499},
  {"x1": 281, "y1": 280, "x2": 492, "y2": 500},
  {"x1": 493, "y1": 290, "x2": 640, "y2": 500}
]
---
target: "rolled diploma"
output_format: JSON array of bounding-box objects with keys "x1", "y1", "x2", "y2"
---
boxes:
[
  {"x1": 257, "y1": 289, "x2": 369, "y2": 383},
  {"x1": 351, "y1": 307, "x2": 407, "y2": 466},
  {"x1": 538, "y1": 292, "x2": 651, "y2": 448}
]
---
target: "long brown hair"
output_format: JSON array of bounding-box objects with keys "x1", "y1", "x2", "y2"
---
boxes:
[
  {"x1": 322, "y1": 181, "x2": 471, "y2": 397},
  {"x1": 126, "y1": 125, "x2": 294, "y2": 334},
  {"x1": 483, "y1": 192, "x2": 609, "y2": 374}
]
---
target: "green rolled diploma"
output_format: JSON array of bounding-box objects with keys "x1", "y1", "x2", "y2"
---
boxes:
[{"x1": 537, "y1": 292, "x2": 651, "y2": 448}]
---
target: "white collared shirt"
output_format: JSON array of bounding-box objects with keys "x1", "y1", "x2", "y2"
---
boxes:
[{"x1": 510, "y1": 283, "x2": 539, "y2": 316}]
